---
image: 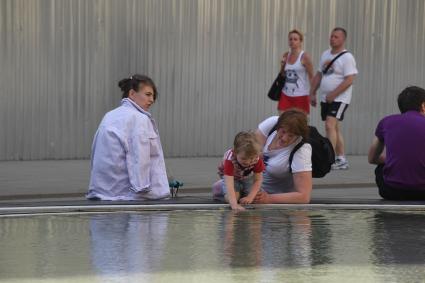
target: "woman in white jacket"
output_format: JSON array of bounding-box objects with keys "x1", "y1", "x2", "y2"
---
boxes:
[{"x1": 87, "y1": 74, "x2": 170, "y2": 200}]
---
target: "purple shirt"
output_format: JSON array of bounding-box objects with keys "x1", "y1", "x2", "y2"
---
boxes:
[{"x1": 375, "y1": 111, "x2": 425, "y2": 189}]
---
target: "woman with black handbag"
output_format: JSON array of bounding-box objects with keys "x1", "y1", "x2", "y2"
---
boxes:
[{"x1": 276, "y1": 30, "x2": 314, "y2": 114}]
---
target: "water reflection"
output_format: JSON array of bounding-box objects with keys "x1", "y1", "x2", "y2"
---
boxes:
[
  {"x1": 89, "y1": 213, "x2": 169, "y2": 281},
  {"x1": 372, "y1": 211, "x2": 425, "y2": 265},
  {"x1": 0, "y1": 215, "x2": 92, "y2": 279},
  {"x1": 1, "y1": 210, "x2": 425, "y2": 282},
  {"x1": 222, "y1": 212, "x2": 263, "y2": 267},
  {"x1": 220, "y1": 210, "x2": 332, "y2": 269}
]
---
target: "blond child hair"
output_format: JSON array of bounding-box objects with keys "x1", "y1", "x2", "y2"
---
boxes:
[{"x1": 233, "y1": 131, "x2": 261, "y2": 158}]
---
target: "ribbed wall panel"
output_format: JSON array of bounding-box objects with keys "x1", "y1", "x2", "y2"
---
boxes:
[{"x1": 1, "y1": 0, "x2": 424, "y2": 160}]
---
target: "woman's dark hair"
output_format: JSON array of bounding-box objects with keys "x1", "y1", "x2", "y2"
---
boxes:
[
  {"x1": 397, "y1": 86, "x2": 425, "y2": 113},
  {"x1": 118, "y1": 74, "x2": 158, "y2": 100},
  {"x1": 276, "y1": 108, "x2": 309, "y2": 139}
]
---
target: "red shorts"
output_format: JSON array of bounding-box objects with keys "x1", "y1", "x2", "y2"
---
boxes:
[{"x1": 277, "y1": 93, "x2": 310, "y2": 114}]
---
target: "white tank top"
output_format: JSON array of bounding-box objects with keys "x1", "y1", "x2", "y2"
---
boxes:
[{"x1": 282, "y1": 51, "x2": 310, "y2": 97}]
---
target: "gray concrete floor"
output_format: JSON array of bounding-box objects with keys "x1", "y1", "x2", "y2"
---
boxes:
[{"x1": 0, "y1": 155, "x2": 379, "y2": 202}]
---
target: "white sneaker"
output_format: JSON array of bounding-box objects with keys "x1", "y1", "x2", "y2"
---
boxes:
[{"x1": 331, "y1": 158, "x2": 349, "y2": 170}]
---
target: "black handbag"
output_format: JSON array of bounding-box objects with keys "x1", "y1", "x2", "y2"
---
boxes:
[
  {"x1": 267, "y1": 60, "x2": 286, "y2": 101},
  {"x1": 267, "y1": 72, "x2": 286, "y2": 101}
]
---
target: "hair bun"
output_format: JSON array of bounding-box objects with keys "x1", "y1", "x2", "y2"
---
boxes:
[{"x1": 118, "y1": 78, "x2": 132, "y2": 91}]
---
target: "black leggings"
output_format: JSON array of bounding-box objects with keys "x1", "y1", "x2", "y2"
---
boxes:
[{"x1": 375, "y1": 165, "x2": 425, "y2": 200}]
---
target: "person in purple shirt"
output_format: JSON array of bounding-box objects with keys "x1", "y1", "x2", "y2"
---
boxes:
[{"x1": 368, "y1": 86, "x2": 425, "y2": 200}]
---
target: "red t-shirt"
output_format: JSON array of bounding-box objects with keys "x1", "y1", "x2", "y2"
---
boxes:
[{"x1": 218, "y1": 149, "x2": 265, "y2": 180}]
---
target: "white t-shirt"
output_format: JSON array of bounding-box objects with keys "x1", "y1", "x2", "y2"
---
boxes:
[
  {"x1": 318, "y1": 49, "x2": 358, "y2": 104},
  {"x1": 258, "y1": 116, "x2": 312, "y2": 194}
]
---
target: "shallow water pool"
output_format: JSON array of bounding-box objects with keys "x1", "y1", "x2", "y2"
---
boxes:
[{"x1": 1, "y1": 209, "x2": 425, "y2": 282}]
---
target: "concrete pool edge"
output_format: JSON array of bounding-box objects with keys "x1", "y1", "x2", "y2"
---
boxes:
[
  {"x1": 2, "y1": 203, "x2": 425, "y2": 216},
  {"x1": 0, "y1": 183, "x2": 376, "y2": 201}
]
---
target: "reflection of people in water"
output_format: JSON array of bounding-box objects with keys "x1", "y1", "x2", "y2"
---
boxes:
[
  {"x1": 373, "y1": 211, "x2": 425, "y2": 265},
  {"x1": 89, "y1": 213, "x2": 169, "y2": 280},
  {"x1": 221, "y1": 210, "x2": 332, "y2": 272},
  {"x1": 260, "y1": 210, "x2": 316, "y2": 268},
  {"x1": 222, "y1": 211, "x2": 263, "y2": 268}
]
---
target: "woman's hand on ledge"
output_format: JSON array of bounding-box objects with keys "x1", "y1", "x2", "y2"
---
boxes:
[{"x1": 253, "y1": 191, "x2": 270, "y2": 204}]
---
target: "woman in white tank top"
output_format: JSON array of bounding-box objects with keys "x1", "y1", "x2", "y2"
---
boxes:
[{"x1": 278, "y1": 29, "x2": 314, "y2": 114}]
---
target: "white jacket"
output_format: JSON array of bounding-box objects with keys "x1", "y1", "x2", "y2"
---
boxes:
[{"x1": 87, "y1": 98, "x2": 170, "y2": 200}]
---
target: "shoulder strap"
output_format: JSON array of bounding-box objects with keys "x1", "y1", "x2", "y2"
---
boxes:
[
  {"x1": 267, "y1": 123, "x2": 278, "y2": 137},
  {"x1": 280, "y1": 53, "x2": 288, "y2": 76},
  {"x1": 288, "y1": 140, "x2": 305, "y2": 173},
  {"x1": 267, "y1": 124, "x2": 305, "y2": 173},
  {"x1": 297, "y1": 51, "x2": 305, "y2": 63},
  {"x1": 323, "y1": 51, "x2": 348, "y2": 74}
]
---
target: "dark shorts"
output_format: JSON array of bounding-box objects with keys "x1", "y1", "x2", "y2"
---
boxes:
[
  {"x1": 320, "y1": 102, "x2": 349, "y2": 121},
  {"x1": 375, "y1": 164, "x2": 425, "y2": 200}
]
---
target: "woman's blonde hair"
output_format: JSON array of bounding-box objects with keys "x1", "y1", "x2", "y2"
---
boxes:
[
  {"x1": 288, "y1": 29, "x2": 304, "y2": 42},
  {"x1": 233, "y1": 131, "x2": 261, "y2": 157}
]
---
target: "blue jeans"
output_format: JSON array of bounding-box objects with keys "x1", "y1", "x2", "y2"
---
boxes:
[{"x1": 220, "y1": 176, "x2": 254, "y2": 197}]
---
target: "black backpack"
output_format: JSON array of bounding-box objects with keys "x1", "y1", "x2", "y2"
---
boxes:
[{"x1": 268, "y1": 125, "x2": 335, "y2": 178}]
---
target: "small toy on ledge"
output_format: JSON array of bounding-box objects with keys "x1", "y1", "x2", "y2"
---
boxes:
[{"x1": 168, "y1": 178, "x2": 184, "y2": 198}]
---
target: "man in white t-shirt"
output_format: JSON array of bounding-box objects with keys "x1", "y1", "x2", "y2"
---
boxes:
[{"x1": 309, "y1": 27, "x2": 358, "y2": 170}]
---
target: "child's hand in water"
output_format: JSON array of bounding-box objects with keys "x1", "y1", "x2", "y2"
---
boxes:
[{"x1": 230, "y1": 203, "x2": 245, "y2": 211}]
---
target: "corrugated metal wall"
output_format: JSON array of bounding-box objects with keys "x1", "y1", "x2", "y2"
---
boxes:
[{"x1": 1, "y1": 0, "x2": 425, "y2": 160}]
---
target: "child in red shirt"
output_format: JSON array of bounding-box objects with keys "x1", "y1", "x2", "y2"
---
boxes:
[{"x1": 213, "y1": 131, "x2": 265, "y2": 210}]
